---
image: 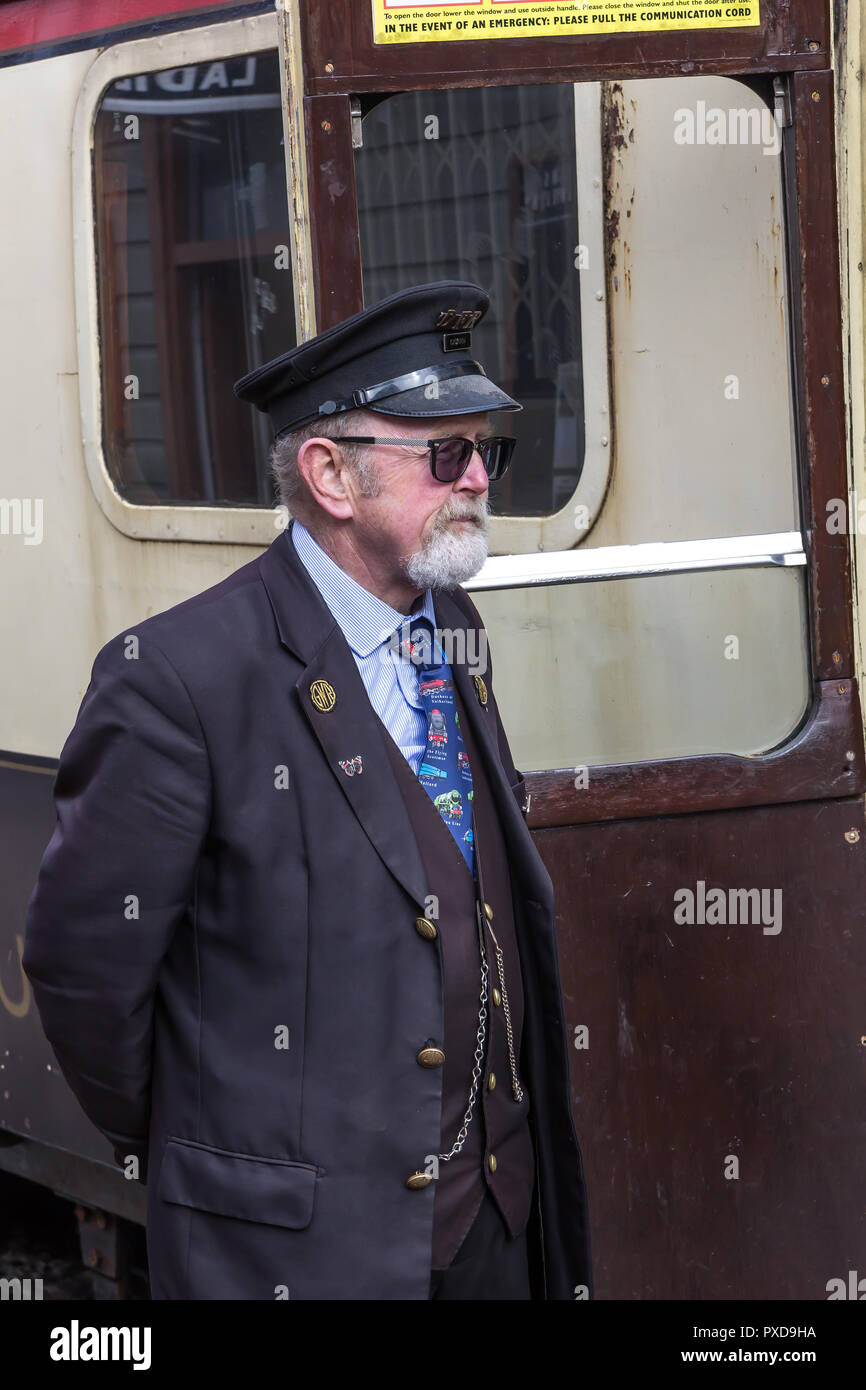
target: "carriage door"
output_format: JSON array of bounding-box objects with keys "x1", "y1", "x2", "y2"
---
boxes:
[{"x1": 282, "y1": 0, "x2": 866, "y2": 1298}]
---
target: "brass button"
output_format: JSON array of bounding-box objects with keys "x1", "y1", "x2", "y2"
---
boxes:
[
  {"x1": 406, "y1": 1172, "x2": 432, "y2": 1189},
  {"x1": 487, "y1": 1072, "x2": 496, "y2": 1091},
  {"x1": 414, "y1": 916, "x2": 437, "y2": 941},
  {"x1": 492, "y1": 987, "x2": 502, "y2": 1006},
  {"x1": 417, "y1": 1046, "x2": 445, "y2": 1068},
  {"x1": 483, "y1": 902, "x2": 494, "y2": 922},
  {"x1": 488, "y1": 1154, "x2": 497, "y2": 1173}
]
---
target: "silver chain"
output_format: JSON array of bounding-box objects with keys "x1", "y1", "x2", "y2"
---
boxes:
[
  {"x1": 486, "y1": 917, "x2": 524, "y2": 1103},
  {"x1": 436, "y1": 906, "x2": 523, "y2": 1163},
  {"x1": 437, "y1": 925, "x2": 489, "y2": 1162}
]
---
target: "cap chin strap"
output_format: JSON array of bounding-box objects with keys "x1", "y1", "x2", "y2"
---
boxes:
[{"x1": 317, "y1": 360, "x2": 487, "y2": 416}]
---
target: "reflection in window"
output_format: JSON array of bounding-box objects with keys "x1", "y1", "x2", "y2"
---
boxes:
[
  {"x1": 355, "y1": 86, "x2": 585, "y2": 518},
  {"x1": 94, "y1": 51, "x2": 295, "y2": 506}
]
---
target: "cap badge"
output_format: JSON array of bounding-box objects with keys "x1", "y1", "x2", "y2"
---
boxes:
[
  {"x1": 434, "y1": 308, "x2": 483, "y2": 331},
  {"x1": 310, "y1": 679, "x2": 337, "y2": 713}
]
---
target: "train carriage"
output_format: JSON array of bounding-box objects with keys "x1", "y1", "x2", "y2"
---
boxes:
[{"x1": 1, "y1": 0, "x2": 864, "y2": 1298}]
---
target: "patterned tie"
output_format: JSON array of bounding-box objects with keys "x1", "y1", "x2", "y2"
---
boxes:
[{"x1": 403, "y1": 617, "x2": 475, "y2": 875}]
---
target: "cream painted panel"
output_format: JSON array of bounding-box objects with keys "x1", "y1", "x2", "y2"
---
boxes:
[
  {"x1": 0, "y1": 49, "x2": 266, "y2": 759},
  {"x1": 475, "y1": 567, "x2": 809, "y2": 771},
  {"x1": 587, "y1": 74, "x2": 800, "y2": 548}
]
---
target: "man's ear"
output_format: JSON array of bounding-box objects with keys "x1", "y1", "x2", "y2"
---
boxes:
[{"x1": 296, "y1": 437, "x2": 355, "y2": 521}]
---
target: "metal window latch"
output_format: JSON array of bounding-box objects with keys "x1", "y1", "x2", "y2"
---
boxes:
[
  {"x1": 350, "y1": 97, "x2": 363, "y2": 150},
  {"x1": 773, "y1": 77, "x2": 792, "y2": 130}
]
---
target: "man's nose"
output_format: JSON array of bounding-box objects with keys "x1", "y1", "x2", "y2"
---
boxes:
[{"x1": 455, "y1": 446, "x2": 489, "y2": 493}]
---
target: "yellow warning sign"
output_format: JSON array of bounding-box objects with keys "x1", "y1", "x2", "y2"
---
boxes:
[{"x1": 372, "y1": 0, "x2": 760, "y2": 43}]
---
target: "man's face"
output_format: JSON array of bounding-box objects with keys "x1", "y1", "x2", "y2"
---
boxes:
[{"x1": 345, "y1": 410, "x2": 493, "y2": 592}]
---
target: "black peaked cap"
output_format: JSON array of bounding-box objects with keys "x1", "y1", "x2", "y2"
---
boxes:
[{"x1": 233, "y1": 279, "x2": 522, "y2": 438}]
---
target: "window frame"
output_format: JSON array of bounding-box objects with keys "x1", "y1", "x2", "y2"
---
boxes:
[
  {"x1": 350, "y1": 72, "x2": 804, "y2": 571},
  {"x1": 353, "y1": 79, "x2": 614, "y2": 549},
  {"x1": 72, "y1": 10, "x2": 314, "y2": 543},
  {"x1": 299, "y1": 46, "x2": 861, "y2": 820}
]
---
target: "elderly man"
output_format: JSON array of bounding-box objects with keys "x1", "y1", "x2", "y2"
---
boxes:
[{"x1": 23, "y1": 280, "x2": 591, "y2": 1301}]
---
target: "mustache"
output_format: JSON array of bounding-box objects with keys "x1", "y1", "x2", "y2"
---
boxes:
[{"x1": 433, "y1": 496, "x2": 489, "y2": 528}]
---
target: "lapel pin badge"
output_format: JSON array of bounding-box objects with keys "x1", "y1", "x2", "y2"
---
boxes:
[
  {"x1": 473, "y1": 675, "x2": 488, "y2": 708},
  {"x1": 310, "y1": 679, "x2": 336, "y2": 713},
  {"x1": 338, "y1": 755, "x2": 363, "y2": 777}
]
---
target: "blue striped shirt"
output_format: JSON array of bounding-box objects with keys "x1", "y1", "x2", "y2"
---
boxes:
[{"x1": 289, "y1": 521, "x2": 439, "y2": 772}]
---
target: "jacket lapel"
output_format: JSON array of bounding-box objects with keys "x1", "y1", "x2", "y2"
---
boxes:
[
  {"x1": 298, "y1": 630, "x2": 428, "y2": 909},
  {"x1": 259, "y1": 526, "x2": 428, "y2": 910}
]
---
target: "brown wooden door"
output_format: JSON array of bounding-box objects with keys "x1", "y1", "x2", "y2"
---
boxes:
[{"x1": 291, "y1": 0, "x2": 865, "y2": 1298}]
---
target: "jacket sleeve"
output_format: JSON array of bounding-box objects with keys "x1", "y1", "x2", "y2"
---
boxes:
[{"x1": 22, "y1": 631, "x2": 210, "y2": 1174}]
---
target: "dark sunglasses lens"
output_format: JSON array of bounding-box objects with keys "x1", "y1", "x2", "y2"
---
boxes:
[
  {"x1": 432, "y1": 438, "x2": 473, "y2": 481},
  {"x1": 479, "y1": 437, "x2": 515, "y2": 480}
]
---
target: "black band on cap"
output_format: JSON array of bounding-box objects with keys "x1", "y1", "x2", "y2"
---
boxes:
[{"x1": 318, "y1": 361, "x2": 487, "y2": 417}]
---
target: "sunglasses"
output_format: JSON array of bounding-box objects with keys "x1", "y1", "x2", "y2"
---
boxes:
[{"x1": 337, "y1": 435, "x2": 515, "y2": 483}]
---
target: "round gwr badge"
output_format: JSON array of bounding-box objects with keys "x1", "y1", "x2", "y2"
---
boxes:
[
  {"x1": 310, "y1": 679, "x2": 336, "y2": 712},
  {"x1": 473, "y1": 675, "x2": 488, "y2": 707}
]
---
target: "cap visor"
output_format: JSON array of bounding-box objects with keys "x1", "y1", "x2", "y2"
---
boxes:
[{"x1": 368, "y1": 372, "x2": 521, "y2": 419}]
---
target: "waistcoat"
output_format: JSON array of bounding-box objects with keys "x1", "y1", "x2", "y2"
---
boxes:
[{"x1": 381, "y1": 684, "x2": 535, "y2": 1269}]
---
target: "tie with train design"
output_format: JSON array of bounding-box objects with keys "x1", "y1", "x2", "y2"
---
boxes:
[{"x1": 403, "y1": 617, "x2": 475, "y2": 875}]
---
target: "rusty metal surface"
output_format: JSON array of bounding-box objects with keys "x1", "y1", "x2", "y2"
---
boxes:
[
  {"x1": 540, "y1": 794, "x2": 866, "y2": 1298},
  {"x1": 0, "y1": 1138, "x2": 146, "y2": 1225}
]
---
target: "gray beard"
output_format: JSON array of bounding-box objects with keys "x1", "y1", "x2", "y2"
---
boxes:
[{"x1": 403, "y1": 502, "x2": 490, "y2": 590}]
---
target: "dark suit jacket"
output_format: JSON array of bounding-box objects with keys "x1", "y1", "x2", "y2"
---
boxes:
[{"x1": 23, "y1": 524, "x2": 592, "y2": 1299}]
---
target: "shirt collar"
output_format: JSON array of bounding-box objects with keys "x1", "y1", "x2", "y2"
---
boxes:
[{"x1": 289, "y1": 520, "x2": 436, "y2": 658}]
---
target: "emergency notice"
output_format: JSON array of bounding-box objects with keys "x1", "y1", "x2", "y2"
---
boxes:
[{"x1": 372, "y1": 0, "x2": 760, "y2": 43}]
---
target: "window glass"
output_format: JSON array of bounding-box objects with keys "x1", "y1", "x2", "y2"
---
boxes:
[
  {"x1": 355, "y1": 85, "x2": 585, "y2": 518},
  {"x1": 94, "y1": 50, "x2": 295, "y2": 505},
  {"x1": 586, "y1": 75, "x2": 799, "y2": 548},
  {"x1": 475, "y1": 566, "x2": 809, "y2": 772},
  {"x1": 354, "y1": 76, "x2": 800, "y2": 550},
  {"x1": 357, "y1": 74, "x2": 809, "y2": 768}
]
